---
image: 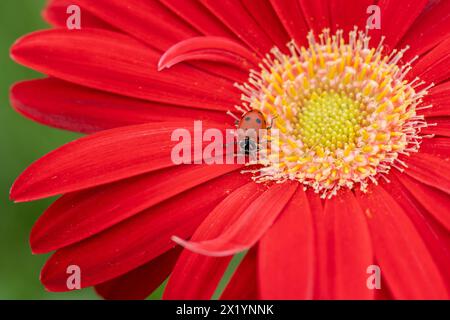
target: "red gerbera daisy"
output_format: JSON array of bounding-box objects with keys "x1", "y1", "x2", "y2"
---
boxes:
[{"x1": 9, "y1": 0, "x2": 450, "y2": 300}]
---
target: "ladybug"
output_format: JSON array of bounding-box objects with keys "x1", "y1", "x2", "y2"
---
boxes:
[{"x1": 234, "y1": 110, "x2": 273, "y2": 156}]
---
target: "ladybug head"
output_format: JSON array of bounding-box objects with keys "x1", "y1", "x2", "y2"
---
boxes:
[{"x1": 238, "y1": 110, "x2": 267, "y2": 130}]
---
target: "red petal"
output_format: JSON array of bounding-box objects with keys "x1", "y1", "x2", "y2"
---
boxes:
[
  {"x1": 160, "y1": 0, "x2": 236, "y2": 39},
  {"x1": 220, "y1": 247, "x2": 259, "y2": 300},
  {"x1": 241, "y1": 0, "x2": 290, "y2": 50},
  {"x1": 397, "y1": 173, "x2": 450, "y2": 231},
  {"x1": 419, "y1": 82, "x2": 450, "y2": 117},
  {"x1": 419, "y1": 137, "x2": 450, "y2": 158},
  {"x1": 356, "y1": 185, "x2": 448, "y2": 299},
  {"x1": 408, "y1": 38, "x2": 450, "y2": 85},
  {"x1": 72, "y1": 0, "x2": 198, "y2": 50},
  {"x1": 258, "y1": 188, "x2": 315, "y2": 299},
  {"x1": 11, "y1": 121, "x2": 224, "y2": 202},
  {"x1": 400, "y1": 0, "x2": 450, "y2": 61},
  {"x1": 329, "y1": 0, "x2": 375, "y2": 34},
  {"x1": 10, "y1": 29, "x2": 239, "y2": 110},
  {"x1": 382, "y1": 175, "x2": 450, "y2": 292},
  {"x1": 298, "y1": 0, "x2": 330, "y2": 33},
  {"x1": 44, "y1": 0, "x2": 114, "y2": 30},
  {"x1": 158, "y1": 37, "x2": 259, "y2": 71},
  {"x1": 31, "y1": 164, "x2": 242, "y2": 254},
  {"x1": 164, "y1": 182, "x2": 265, "y2": 300},
  {"x1": 10, "y1": 78, "x2": 229, "y2": 134},
  {"x1": 422, "y1": 117, "x2": 450, "y2": 137},
  {"x1": 305, "y1": 190, "x2": 329, "y2": 299},
  {"x1": 405, "y1": 152, "x2": 450, "y2": 194},
  {"x1": 95, "y1": 247, "x2": 181, "y2": 300},
  {"x1": 323, "y1": 189, "x2": 374, "y2": 299},
  {"x1": 48, "y1": 0, "x2": 246, "y2": 83},
  {"x1": 40, "y1": 171, "x2": 250, "y2": 291},
  {"x1": 370, "y1": 0, "x2": 428, "y2": 51},
  {"x1": 375, "y1": 281, "x2": 393, "y2": 300},
  {"x1": 201, "y1": 0, "x2": 274, "y2": 56},
  {"x1": 173, "y1": 181, "x2": 298, "y2": 257},
  {"x1": 269, "y1": 0, "x2": 309, "y2": 46}
]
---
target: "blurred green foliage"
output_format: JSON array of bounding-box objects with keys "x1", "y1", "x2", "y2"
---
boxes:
[
  {"x1": 0, "y1": 0, "x2": 243, "y2": 300},
  {"x1": 0, "y1": 0, "x2": 95, "y2": 299}
]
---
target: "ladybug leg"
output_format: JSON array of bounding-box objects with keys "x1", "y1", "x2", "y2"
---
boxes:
[
  {"x1": 246, "y1": 139, "x2": 258, "y2": 158},
  {"x1": 226, "y1": 110, "x2": 241, "y2": 128},
  {"x1": 267, "y1": 115, "x2": 278, "y2": 130},
  {"x1": 237, "y1": 138, "x2": 247, "y2": 155},
  {"x1": 237, "y1": 137, "x2": 259, "y2": 157}
]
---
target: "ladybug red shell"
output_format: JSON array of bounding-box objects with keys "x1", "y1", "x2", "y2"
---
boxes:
[
  {"x1": 237, "y1": 110, "x2": 268, "y2": 130},
  {"x1": 233, "y1": 109, "x2": 272, "y2": 156}
]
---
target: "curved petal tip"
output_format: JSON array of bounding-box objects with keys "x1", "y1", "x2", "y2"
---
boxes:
[
  {"x1": 158, "y1": 36, "x2": 258, "y2": 72},
  {"x1": 171, "y1": 235, "x2": 247, "y2": 257}
]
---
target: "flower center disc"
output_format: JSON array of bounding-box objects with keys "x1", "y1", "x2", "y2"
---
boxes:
[
  {"x1": 297, "y1": 91, "x2": 363, "y2": 150},
  {"x1": 235, "y1": 28, "x2": 431, "y2": 198}
]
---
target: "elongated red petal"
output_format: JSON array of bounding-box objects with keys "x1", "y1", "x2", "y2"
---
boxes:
[
  {"x1": 408, "y1": 38, "x2": 450, "y2": 85},
  {"x1": 11, "y1": 121, "x2": 224, "y2": 202},
  {"x1": 422, "y1": 117, "x2": 450, "y2": 137},
  {"x1": 173, "y1": 181, "x2": 298, "y2": 257},
  {"x1": 356, "y1": 186, "x2": 448, "y2": 299},
  {"x1": 71, "y1": 0, "x2": 199, "y2": 50},
  {"x1": 421, "y1": 117, "x2": 450, "y2": 137},
  {"x1": 370, "y1": 0, "x2": 428, "y2": 51},
  {"x1": 400, "y1": 0, "x2": 450, "y2": 61},
  {"x1": 201, "y1": 0, "x2": 274, "y2": 56},
  {"x1": 305, "y1": 190, "x2": 329, "y2": 299},
  {"x1": 10, "y1": 78, "x2": 229, "y2": 134},
  {"x1": 158, "y1": 37, "x2": 259, "y2": 71},
  {"x1": 164, "y1": 182, "x2": 266, "y2": 300},
  {"x1": 10, "y1": 29, "x2": 239, "y2": 110},
  {"x1": 220, "y1": 247, "x2": 259, "y2": 300},
  {"x1": 404, "y1": 152, "x2": 450, "y2": 194},
  {"x1": 31, "y1": 164, "x2": 242, "y2": 254},
  {"x1": 258, "y1": 188, "x2": 315, "y2": 299},
  {"x1": 298, "y1": 0, "x2": 330, "y2": 33},
  {"x1": 420, "y1": 82, "x2": 450, "y2": 117},
  {"x1": 418, "y1": 137, "x2": 450, "y2": 158},
  {"x1": 95, "y1": 248, "x2": 181, "y2": 300},
  {"x1": 382, "y1": 175, "x2": 450, "y2": 292},
  {"x1": 329, "y1": 0, "x2": 375, "y2": 33},
  {"x1": 160, "y1": 0, "x2": 236, "y2": 39},
  {"x1": 323, "y1": 189, "x2": 374, "y2": 299},
  {"x1": 48, "y1": 0, "x2": 246, "y2": 83},
  {"x1": 397, "y1": 173, "x2": 450, "y2": 231},
  {"x1": 40, "y1": 171, "x2": 250, "y2": 292},
  {"x1": 44, "y1": 0, "x2": 114, "y2": 29},
  {"x1": 269, "y1": 0, "x2": 309, "y2": 46},
  {"x1": 375, "y1": 285, "x2": 393, "y2": 300},
  {"x1": 241, "y1": 0, "x2": 290, "y2": 50}
]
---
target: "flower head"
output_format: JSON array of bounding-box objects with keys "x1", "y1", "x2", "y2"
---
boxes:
[
  {"x1": 9, "y1": 0, "x2": 450, "y2": 300},
  {"x1": 238, "y1": 28, "x2": 432, "y2": 197}
]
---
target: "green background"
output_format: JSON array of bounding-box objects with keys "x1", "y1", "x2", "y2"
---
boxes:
[
  {"x1": 0, "y1": 0, "x2": 95, "y2": 299},
  {"x1": 0, "y1": 0, "x2": 242, "y2": 300}
]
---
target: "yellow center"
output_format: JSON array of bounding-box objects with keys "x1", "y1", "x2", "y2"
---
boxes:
[
  {"x1": 297, "y1": 91, "x2": 362, "y2": 150},
  {"x1": 234, "y1": 28, "x2": 431, "y2": 198}
]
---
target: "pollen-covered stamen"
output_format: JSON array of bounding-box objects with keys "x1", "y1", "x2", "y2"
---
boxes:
[
  {"x1": 297, "y1": 91, "x2": 363, "y2": 151},
  {"x1": 233, "y1": 28, "x2": 433, "y2": 198}
]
